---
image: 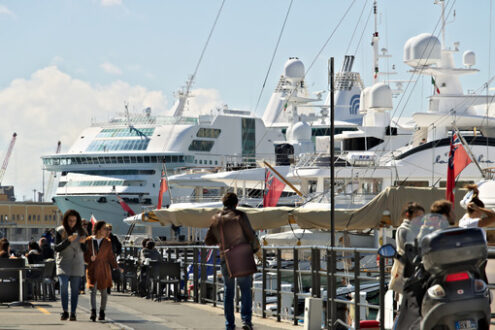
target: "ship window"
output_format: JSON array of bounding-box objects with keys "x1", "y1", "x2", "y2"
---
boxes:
[
  {"x1": 137, "y1": 157, "x2": 144, "y2": 163},
  {"x1": 199, "y1": 160, "x2": 203, "y2": 164},
  {"x1": 209, "y1": 160, "x2": 212, "y2": 165},
  {"x1": 197, "y1": 128, "x2": 221, "y2": 138},
  {"x1": 86, "y1": 139, "x2": 150, "y2": 152},
  {"x1": 144, "y1": 156, "x2": 150, "y2": 163},
  {"x1": 97, "y1": 127, "x2": 155, "y2": 138},
  {"x1": 150, "y1": 156, "x2": 157, "y2": 163},
  {"x1": 241, "y1": 118, "x2": 255, "y2": 158},
  {"x1": 188, "y1": 140, "x2": 214, "y2": 152}
]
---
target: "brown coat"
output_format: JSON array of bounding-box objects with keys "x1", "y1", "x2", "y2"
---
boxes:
[
  {"x1": 84, "y1": 236, "x2": 118, "y2": 290},
  {"x1": 204, "y1": 207, "x2": 256, "y2": 259}
]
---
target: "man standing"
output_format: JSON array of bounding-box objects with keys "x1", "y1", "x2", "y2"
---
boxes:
[{"x1": 204, "y1": 192, "x2": 257, "y2": 330}]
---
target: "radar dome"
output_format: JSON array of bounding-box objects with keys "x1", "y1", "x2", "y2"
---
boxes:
[
  {"x1": 289, "y1": 121, "x2": 311, "y2": 141},
  {"x1": 463, "y1": 50, "x2": 476, "y2": 67},
  {"x1": 358, "y1": 87, "x2": 371, "y2": 114},
  {"x1": 404, "y1": 33, "x2": 441, "y2": 68},
  {"x1": 284, "y1": 57, "x2": 305, "y2": 81},
  {"x1": 368, "y1": 83, "x2": 392, "y2": 110}
]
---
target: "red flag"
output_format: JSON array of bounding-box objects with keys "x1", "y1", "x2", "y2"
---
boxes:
[
  {"x1": 446, "y1": 132, "x2": 472, "y2": 204},
  {"x1": 263, "y1": 168, "x2": 286, "y2": 207},
  {"x1": 157, "y1": 169, "x2": 168, "y2": 210},
  {"x1": 116, "y1": 195, "x2": 136, "y2": 216},
  {"x1": 90, "y1": 214, "x2": 97, "y2": 226}
]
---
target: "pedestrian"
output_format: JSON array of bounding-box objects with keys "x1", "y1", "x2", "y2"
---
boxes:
[
  {"x1": 84, "y1": 220, "x2": 122, "y2": 322},
  {"x1": 204, "y1": 192, "x2": 258, "y2": 330},
  {"x1": 106, "y1": 224, "x2": 122, "y2": 294},
  {"x1": 396, "y1": 202, "x2": 425, "y2": 256},
  {"x1": 459, "y1": 184, "x2": 495, "y2": 239},
  {"x1": 55, "y1": 209, "x2": 87, "y2": 321}
]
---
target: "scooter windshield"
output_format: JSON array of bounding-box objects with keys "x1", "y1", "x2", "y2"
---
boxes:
[{"x1": 409, "y1": 213, "x2": 450, "y2": 244}]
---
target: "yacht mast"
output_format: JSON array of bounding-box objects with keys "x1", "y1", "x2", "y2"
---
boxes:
[{"x1": 372, "y1": 0, "x2": 379, "y2": 84}]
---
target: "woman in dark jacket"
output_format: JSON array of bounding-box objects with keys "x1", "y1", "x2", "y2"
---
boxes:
[
  {"x1": 55, "y1": 209, "x2": 87, "y2": 321},
  {"x1": 84, "y1": 221, "x2": 121, "y2": 322}
]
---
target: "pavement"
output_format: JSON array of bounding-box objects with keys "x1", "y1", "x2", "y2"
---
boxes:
[{"x1": 0, "y1": 292, "x2": 292, "y2": 330}]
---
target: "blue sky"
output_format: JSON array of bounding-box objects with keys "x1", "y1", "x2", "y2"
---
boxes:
[{"x1": 0, "y1": 0, "x2": 492, "y2": 200}]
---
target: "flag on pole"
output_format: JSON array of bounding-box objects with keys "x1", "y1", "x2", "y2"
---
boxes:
[
  {"x1": 157, "y1": 169, "x2": 169, "y2": 210},
  {"x1": 263, "y1": 168, "x2": 286, "y2": 207},
  {"x1": 431, "y1": 77, "x2": 441, "y2": 94},
  {"x1": 446, "y1": 132, "x2": 472, "y2": 204},
  {"x1": 90, "y1": 214, "x2": 97, "y2": 226},
  {"x1": 116, "y1": 195, "x2": 136, "y2": 216}
]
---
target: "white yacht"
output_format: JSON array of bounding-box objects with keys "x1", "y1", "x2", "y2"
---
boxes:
[{"x1": 174, "y1": 0, "x2": 495, "y2": 210}]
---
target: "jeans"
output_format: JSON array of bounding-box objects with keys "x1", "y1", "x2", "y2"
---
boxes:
[
  {"x1": 58, "y1": 275, "x2": 81, "y2": 314},
  {"x1": 221, "y1": 262, "x2": 252, "y2": 330},
  {"x1": 90, "y1": 285, "x2": 108, "y2": 311}
]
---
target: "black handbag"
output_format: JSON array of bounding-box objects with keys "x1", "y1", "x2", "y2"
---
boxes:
[{"x1": 219, "y1": 223, "x2": 257, "y2": 278}]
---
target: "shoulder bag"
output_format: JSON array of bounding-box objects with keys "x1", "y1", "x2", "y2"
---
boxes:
[{"x1": 219, "y1": 222, "x2": 257, "y2": 278}]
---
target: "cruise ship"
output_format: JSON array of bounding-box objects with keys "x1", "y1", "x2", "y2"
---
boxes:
[{"x1": 41, "y1": 55, "x2": 365, "y2": 236}]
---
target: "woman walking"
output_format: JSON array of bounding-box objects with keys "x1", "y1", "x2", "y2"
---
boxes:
[
  {"x1": 84, "y1": 220, "x2": 121, "y2": 322},
  {"x1": 55, "y1": 209, "x2": 87, "y2": 321}
]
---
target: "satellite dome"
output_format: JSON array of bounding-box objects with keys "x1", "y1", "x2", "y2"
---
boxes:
[
  {"x1": 463, "y1": 50, "x2": 476, "y2": 67},
  {"x1": 404, "y1": 33, "x2": 441, "y2": 68},
  {"x1": 359, "y1": 87, "x2": 371, "y2": 114},
  {"x1": 284, "y1": 57, "x2": 305, "y2": 81},
  {"x1": 368, "y1": 83, "x2": 392, "y2": 110},
  {"x1": 290, "y1": 121, "x2": 312, "y2": 141}
]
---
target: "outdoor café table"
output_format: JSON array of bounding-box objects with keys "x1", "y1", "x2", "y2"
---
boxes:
[{"x1": 0, "y1": 264, "x2": 44, "y2": 307}]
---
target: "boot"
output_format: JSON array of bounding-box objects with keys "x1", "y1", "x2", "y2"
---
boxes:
[
  {"x1": 98, "y1": 310, "x2": 105, "y2": 321},
  {"x1": 60, "y1": 311, "x2": 69, "y2": 321},
  {"x1": 69, "y1": 313, "x2": 76, "y2": 321},
  {"x1": 90, "y1": 309, "x2": 96, "y2": 322}
]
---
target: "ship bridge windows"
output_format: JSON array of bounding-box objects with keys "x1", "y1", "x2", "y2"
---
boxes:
[
  {"x1": 188, "y1": 140, "x2": 214, "y2": 152},
  {"x1": 97, "y1": 127, "x2": 155, "y2": 138},
  {"x1": 62, "y1": 180, "x2": 146, "y2": 187},
  {"x1": 43, "y1": 155, "x2": 194, "y2": 166},
  {"x1": 197, "y1": 128, "x2": 221, "y2": 138},
  {"x1": 86, "y1": 139, "x2": 150, "y2": 152}
]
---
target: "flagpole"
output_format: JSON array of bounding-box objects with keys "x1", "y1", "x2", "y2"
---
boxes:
[
  {"x1": 162, "y1": 160, "x2": 173, "y2": 204},
  {"x1": 454, "y1": 128, "x2": 486, "y2": 178},
  {"x1": 262, "y1": 160, "x2": 303, "y2": 197},
  {"x1": 330, "y1": 57, "x2": 335, "y2": 248}
]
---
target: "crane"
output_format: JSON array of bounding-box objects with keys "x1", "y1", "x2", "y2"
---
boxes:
[
  {"x1": 0, "y1": 132, "x2": 17, "y2": 186},
  {"x1": 44, "y1": 141, "x2": 61, "y2": 202}
]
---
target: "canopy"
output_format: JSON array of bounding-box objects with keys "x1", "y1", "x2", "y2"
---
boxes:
[{"x1": 136, "y1": 186, "x2": 466, "y2": 230}]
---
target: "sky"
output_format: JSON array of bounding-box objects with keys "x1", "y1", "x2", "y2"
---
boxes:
[{"x1": 0, "y1": 0, "x2": 492, "y2": 201}]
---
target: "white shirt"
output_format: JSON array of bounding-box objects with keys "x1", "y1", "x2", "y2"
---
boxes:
[{"x1": 458, "y1": 214, "x2": 487, "y2": 240}]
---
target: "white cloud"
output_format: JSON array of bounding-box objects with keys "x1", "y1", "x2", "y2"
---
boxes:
[
  {"x1": 0, "y1": 66, "x2": 167, "y2": 200},
  {"x1": 0, "y1": 5, "x2": 15, "y2": 18},
  {"x1": 100, "y1": 61, "x2": 123, "y2": 75},
  {"x1": 101, "y1": 0, "x2": 122, "y2": 6}
]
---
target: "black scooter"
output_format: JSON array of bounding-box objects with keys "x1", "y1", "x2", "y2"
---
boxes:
[{"x1": 379, "y1": 215, "x2": 491, "y2": 330}]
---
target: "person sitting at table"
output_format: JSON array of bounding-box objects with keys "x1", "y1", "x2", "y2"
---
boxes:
[
  {"x1": 39, "y1": 237, "x2": 54, "y2": 260},
  {"x1": 0, "y1": 238, "x2": 12, "y2": 258},
  {"x1": 26, "y1": 241, "x2": 44, "y2": 265},
  {"x1": 140, "y1": 240, "x2": 162, "y2": 263}
]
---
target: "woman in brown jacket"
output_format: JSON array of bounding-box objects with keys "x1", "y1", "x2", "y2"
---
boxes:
[{"x1": 84, "y1": 221, "x2": 121, "y2": 322}]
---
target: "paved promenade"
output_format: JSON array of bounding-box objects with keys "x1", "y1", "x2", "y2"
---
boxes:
[{"x1": 0, "y1": 292, "x2": 291, "y2": 330}]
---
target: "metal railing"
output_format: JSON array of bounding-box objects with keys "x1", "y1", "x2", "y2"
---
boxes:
[
  {"x1": 121, "y1": 244, "x2": 388, "y2": 329},
  {"x1": 120, "y1": 244, "x2": 495, "y2": 329}
]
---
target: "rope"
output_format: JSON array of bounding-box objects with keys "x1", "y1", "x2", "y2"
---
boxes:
[{"x1": 254, "y1": 0, "x2": 295, "y2": 115}]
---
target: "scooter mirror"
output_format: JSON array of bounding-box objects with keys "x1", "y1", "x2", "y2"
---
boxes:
[{"x1": 377, "y1": 244, "x2": 396, "y2": 258}]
